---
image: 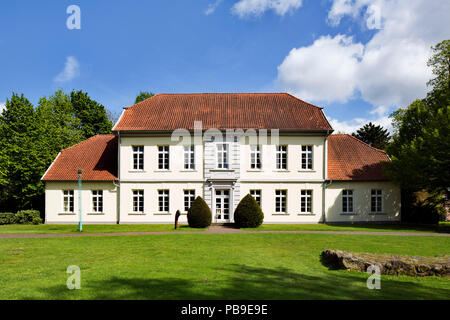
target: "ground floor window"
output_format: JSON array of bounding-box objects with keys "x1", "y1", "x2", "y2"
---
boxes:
[
  {"x1": 133, "y1": 190, "x2": 144, "y2": 213},
  {"x1": 250, "y1": 189, "x2": 261, "y2": 207},
  {"x1": 300, "y1": 190, "x2": 312, "y2": 214},
  {"x1": 63, "y1": 190, "x2": 74, "y2": 213},
  {"x1": 158, "y1": 190, "x2": 170, "y2": 213},
  {"x1": 275, "y1": 190, "x2": 287, "y2": 214},
  {"x1": 184, "y1": 190, "x2": 195, "y2": 212},
  {"x1": 92, "y1": 190, "x2": 103, "y2": 213},
  {"x1": 342, "y1": 190, "x2": 353, "y2": 213},
  {"x1": 371, "y1": 189, "x2": 383, "y2": 213}
]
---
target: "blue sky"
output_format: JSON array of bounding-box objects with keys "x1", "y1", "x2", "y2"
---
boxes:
[{"x1": 0, "y1": 0, "x2": 448, "y2": 132}]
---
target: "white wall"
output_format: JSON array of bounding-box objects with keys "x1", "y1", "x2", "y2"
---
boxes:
[
  {"x1": 119, "y1": 182, "x2": 204, "y2": 224},
  {"x1": 45, "y1": 182, "x2": 118, "y2": 224},
  {"x1": 325, "y1": 181, "x2": 401, "y2": 223}
]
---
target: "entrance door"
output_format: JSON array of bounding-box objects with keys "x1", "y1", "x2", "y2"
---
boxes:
[{"x1": 215, "y1": 190, "x2": 230, "y2": 223}]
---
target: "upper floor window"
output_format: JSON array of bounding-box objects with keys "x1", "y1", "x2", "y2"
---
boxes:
[
  {"x1": 371, "y1": 189, "x2": 383, "y2": 213},
  {"x1": 63, "y1": 190, "x2": 74, "y2": 213},
  {"x1": 217, "y1": 144, "x2": 229, "y2": 169},
  {"x1": 158, "y1": 190, "x2": 170, "y2": 213},
  {"x1": 133, "y1": 190, "x2": 144, "y2": 213},
  {"x1": 184, "y1": 190, "x2": 195, "y2": 212},
  {"x1": 250, "y1": 145, "x2": 261, "y2": 169},
  {"x1": 184, "y1": 145, "x2": 195, "y2": 170},
  {"x1": 92, "y1": 190, "x2": 103, "y2": 213},
  {"x1": 275, "y1": 190, "x2": 287, "y2": 214},
  {"x1": 158, "y1": 146, "x2": 170, "y2": 170},
  {"x1": 276, "y1": 145, "x2": 287, "y2": 170},
  {"x1": 300, "y1": 190, "x2": 312, "y2": 214},
  {"x1": 342, "y1": 190, "x2": 354, "y2": 214},
  {"x1": 301, "y1": 145, "x2": 313, "y2": 170},
  {"x1": 250, "y1": 189, "x2": 261, "y2": 207},
  {"x1": 133, "y1": 146, "x2": 144, "y2": 170}
]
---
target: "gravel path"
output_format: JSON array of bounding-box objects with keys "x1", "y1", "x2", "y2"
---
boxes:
[{"x1": 0, "y1": 225, "x2": 448, "y2": 238}]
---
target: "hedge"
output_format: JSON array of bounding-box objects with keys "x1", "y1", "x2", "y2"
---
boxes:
[
  {"x1": 234, "y1": 194, "x2": 264, "y2": 228},
  {"x1": 187, "y1": 196, "x2": 212, "y2": 228},
  {"x1": 0, "y1": 210, "x2": 42, "y2": 225}
]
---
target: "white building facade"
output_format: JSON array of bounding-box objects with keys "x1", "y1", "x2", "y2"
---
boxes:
[{"x1": 43, "y1": 93, "x2": 401, "y2": 224}]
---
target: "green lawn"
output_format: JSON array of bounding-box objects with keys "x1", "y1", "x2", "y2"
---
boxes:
[
  {"x1": 0, "y1": 233, "x2": 449, "y2": 299},
  {"x1": 0, "y1": 224, "x2": 204, "y2": 234},
  {"x1": 1, "y1": 222, "x2": 448, "y2": 234}
]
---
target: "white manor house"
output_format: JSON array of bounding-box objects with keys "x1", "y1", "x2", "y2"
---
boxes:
[{"x1": 42, "y1": 93, "x2": 401, "y2": 224}]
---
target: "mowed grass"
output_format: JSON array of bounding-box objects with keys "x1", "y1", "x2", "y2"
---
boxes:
[
  {"x1": 0, "y1": 224, "x2": 203, "y2": 234},
  {"x1": 0, "y1": 233, "x2": 449, "y2": 300}
]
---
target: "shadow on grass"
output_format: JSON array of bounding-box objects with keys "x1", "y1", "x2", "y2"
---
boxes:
[{"x1": 24, "y1": 264, "x2": 450, "y2": 300}]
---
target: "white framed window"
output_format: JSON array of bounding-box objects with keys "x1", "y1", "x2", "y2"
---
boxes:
[
  {"x1": 250, "y1": 145, "x2": 261, "y2": 169},
  {"x1": 300, "y1": 190, "x2": 312, "y2": 214},
  {"x1": 158, "y1": 190, "x2": 170, "y2": 213},
  {"x1": 275, "y1": 190, "x2": 287, "y2": 214},
  {"x1": 276, "y1": 145, "x2": 287, "y2": 170},
  {"x1": 158, "y1": 146, "x2": 170, "y2": 170},
  {"x1": 301, "y1": 145, "x2": 313, "y2": 170},
  {"x1": 63, "y1": 190, "x2": 74, "y2": 213},
  {"x1": 133, "y1": 190, "x2": 144, "y2": 213},
  {"x1": 250, "y1": 190, "x2": 262, "y2": 207},
  {"x1": 184, "y1": 190, "x2": 195, "y2": 212},
  {"x1": 133, "y1": 146, "x2": 144, "y2": 170},
  {"x1": 371, "y1": 189, "x2": 383, "y2": 213},
  {"x1": 342, "y1": 190, "x2": 354, "y2": 213},
  {"x1": 217, "y1": 143, "x2": 229, "y2": 169},
  {"x1": 184, "y1": 145, "x2": 195, "y2": 170},
  {"x1": 92, "y1": 190, "x2": 103, "y2": 213}
]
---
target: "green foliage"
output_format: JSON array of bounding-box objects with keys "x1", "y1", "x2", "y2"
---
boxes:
[
  {"x1": 352, "y1": 122, "x2": 390, "y2": 150},
  {"x1": 0, "y1": 212, "x2": 15, "y2": 225},
  {"x1": 70, "y1": 90, "x2": 113, "y2": 139},
  {"x1": 234, "y1": 194, "x2": 264, "y2": 228},
  {"x1": 135, "y1": 91, "x2": 155, "y2": 104},
  {"x1": 427, "y1": 40, "x2": 450, "y2": 91},
  {"x1": 187, "y1": 196, "x2": 212, "y2": 228},
  {"x1": 14, "y1": 210, "x2": 42, "y2": 225}
]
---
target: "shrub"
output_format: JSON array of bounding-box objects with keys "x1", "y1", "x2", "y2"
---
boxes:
[
  {"x1": 14, "y1": 210, "x2": 42, "y2": 225},
  {"x1": 187, "y1": 196, "x2": 212, "y2": 228},
  {"x1": 234, "y1": 194, "x2": 264, "y2": 228},
  {"x1": 0, "y1": 213, "x2": 16, "y2": 225}
]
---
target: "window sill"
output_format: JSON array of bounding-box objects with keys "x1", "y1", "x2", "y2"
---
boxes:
[
  {"x1": 153, "y1": 170, "x2": 172, "y2": 172},
  {"x1": 247, "y1": 169, "x2": 263, "y2": 172},
  {"x1": 129, "y1": 170, "x2": 146, "y2": 173},
  {"x1": 128, "y1": 213, "x2": 146, "y2": 216},
  {"x1": 298, "y1": 170, "x2": 316, "y2": 173},
  {"x1": 210, "y1": 169, "x2": 234, "y2": 172},
  {"x1": 272, "y1": 213, "x2": 289, "y2": 216},
  {"x1": 340, "y1": 213, "x2": 356, "y2": 215},
  {"x1": 58, "y1": 213, "x2": 75, "y2": 216},
  {"x1": 272, "y1": 170, "x2": 290, "y2": 172},
  {"x1": 180, "y1": 170, "x2": 197, "y2": 172},
  {"x1": 87, "y1": 213, "x2": 105, "y2": 215},
  {"x1": 154, "y1": 213, "x2": 171, "y2": 215},
  {"x1": 298, "y1": 213, "x2": 315, "y2": 216}
]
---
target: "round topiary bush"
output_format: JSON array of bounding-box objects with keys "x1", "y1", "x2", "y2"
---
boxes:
[
  {"x1": 187, "y1": 196, "x2": 212, "y2": 228},
  {"x1": 234, "y1": 194, "x2": 264, "y2": 228}
]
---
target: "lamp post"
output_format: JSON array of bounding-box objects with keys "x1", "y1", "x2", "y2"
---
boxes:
[{"x1": 76, "y1": 169, "x2": 83, "y2": 232}]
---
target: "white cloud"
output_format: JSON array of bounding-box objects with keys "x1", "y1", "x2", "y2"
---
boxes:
[
  {"x1": 231, "y1": 0, "x2": 302, "y2": 18},
  {"x1": 277, "y1": 35, "x2": 363, "y2": 103},
  {"x1": 54, "y1": 56, "x2": 80, "y2": 83},
  {"x1": 329, "y1": 114, "x2": 392, "y2": 134},
  {"x1": 205, "y1": 0, "x2": 223, "y2": 15},
  {"x1": 0, "y1": 102, "x2": 5, "y2": 114},
  {"x1": 277, "y1": 0, "x2": 450, "y2": 130}
]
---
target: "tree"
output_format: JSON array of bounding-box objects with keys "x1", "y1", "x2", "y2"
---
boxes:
[
  {"x1": 70, "y1": 90, "x2": 112, "y2": 139},
  {"x1": 135, "y1": 91, "x2": 155, "y2": 104},
  {"x1": 386, "y1": 39, "x2": 450, "y2": 199},
  {"x1": 352, "y1": 122, "x2": 390, "y2": 150}
]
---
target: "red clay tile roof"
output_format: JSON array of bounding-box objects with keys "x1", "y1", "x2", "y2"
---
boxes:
[
  {"x1": 42, "y1": 135, "x2": 118, "y2": 181},
  {"x1": 327, "y1": 134, "x2": 390, "y2": 181},
  {"x1": 113, "y1": 93, "x2": 333, "y2": 131}
]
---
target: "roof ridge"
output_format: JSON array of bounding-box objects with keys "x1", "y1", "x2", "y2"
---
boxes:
[{"x1": 343, "y1": 134, "x2": 388, "y2": 154}]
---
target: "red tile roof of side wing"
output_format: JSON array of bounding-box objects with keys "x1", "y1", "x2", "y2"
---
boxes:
[
  {"x1": 113, "y1": 93, "x2": 333, "y2": 131},
  {"x1": 327, "y1": 134, "x2": 390, "y2": 181},
  {"x1": 42, "y1": 135, "x2": 118, "y2": 181}
]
